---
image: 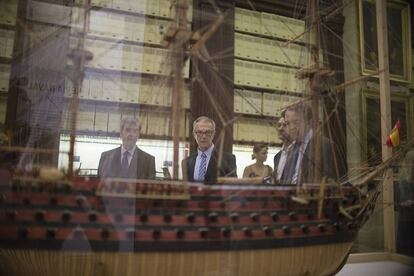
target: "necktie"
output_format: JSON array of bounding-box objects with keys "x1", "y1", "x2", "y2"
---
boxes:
[
  {"x1": 198, "y1": 152, "x2": 207, "y2": 181},
  {"x1": 121, "y1": 151, "x2": 130, "y2": 177},
  {"x1": 280, "y1": 143, "x2": 300, "y2": 184}
]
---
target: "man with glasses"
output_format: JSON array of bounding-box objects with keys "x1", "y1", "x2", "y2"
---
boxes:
[
  {"x1": 98, "y1": 117, "x2": 155, "y2": 179},
  {"x1": 282, "y1": 103, "x2": 338, "y2": 184},
  {"x1": 182, "y1": 116, "x2": 237, "y2": 183}
]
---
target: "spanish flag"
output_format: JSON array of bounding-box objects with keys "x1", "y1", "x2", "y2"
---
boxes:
[{"x1": 386, "y1": 120, "x2": 401, "y2": 147}]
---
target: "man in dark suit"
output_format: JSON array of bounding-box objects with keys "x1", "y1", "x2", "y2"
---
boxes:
[
  {"x1": 98, "y1": 117, "x2": 155, "y2": 179},
  {"x1": 182, "y1": 116, "x2": 237, "y2": 183},
  {"x1": 98, "y1": 117, "x2": 155, "y2": 252},
  {"x1": 283, "y1": 104, "x2": 339, "y2": 184},
  {"x1": 273, "y1": 111, "x2": 294, "y2": 184}
]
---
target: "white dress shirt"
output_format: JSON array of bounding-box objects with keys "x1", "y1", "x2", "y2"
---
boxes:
[
  {"x1": 193, "y1": 145, "x2": 214, "y2": 181},
  {"x1": 121, "y1": 145, "x2": 136, "y2": 167}
]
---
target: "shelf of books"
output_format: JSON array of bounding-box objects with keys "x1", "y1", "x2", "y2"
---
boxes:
[
  {"x1": 233, "y1": 7, "x2": 308, "y2": 144},
  {"x1": 24, "y1": 0, "x2": 192, "y2": 139}
]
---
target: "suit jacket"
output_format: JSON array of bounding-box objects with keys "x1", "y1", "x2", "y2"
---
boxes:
[
  {"x1": 273, "y1": 151, "x2": 282, "y2": 180},
  {"x1": 299, "y1": 136, "x2": 341, "y2": 184},
  {"x1": 182, "y1": 148, "x2": 237, "y2": 183},
  {"x1": 273, "y1": 143, "x2": 294, "y2": 181},
  {"x1": 98, "y1": 146, "x2": 156, "y2": 179}
]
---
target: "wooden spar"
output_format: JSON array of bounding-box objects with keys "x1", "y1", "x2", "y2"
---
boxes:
[
  {"x1": 0, "y1": 146, "x2": 65, "y2": 154},
  {"x1": 171, "y1": 0, "x2": 188, "y2": 179},
  {"x1": 375, "y1": 0, "x2": 394, "y2": 252},
  {"x1": 351, "y1": 140, "x2": 414, "y2": 187},
  {"x1": 190, "y1": 13, "x2": 225, "y2": 56},
  {"x1": 164, "y1": 3, "x2": 226, "y2": 179},
  {"x1": 329, "y1": 70, "x2": 385, "y2": 94},
  {"x1": 68, "y1": 0, "x2": 92, "y2": 176},
  {"x1": 317, "y1": 177, "x2": 326, "y2": 219},
  {"x1": 309, "y1": 0, "x2": 321, "y2": 183}
]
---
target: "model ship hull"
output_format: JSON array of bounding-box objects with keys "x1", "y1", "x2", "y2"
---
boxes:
[
  {"x1": 0, "y1": 243, "x2": 353, "y2": 276},
  {"x1": 0, "y1": 175, "x2": 375, "y2": 275}
]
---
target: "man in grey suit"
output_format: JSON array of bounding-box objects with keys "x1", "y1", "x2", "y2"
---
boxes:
[
  {"x1": 182, "y1": 116, "x2": 237, "y2": 184},
  {"x1": 283, "y1": 104, "x2": 338, "y2": 184},
  {"x1": 98, "y1": 117, "x2": 155, "y2": 179}
]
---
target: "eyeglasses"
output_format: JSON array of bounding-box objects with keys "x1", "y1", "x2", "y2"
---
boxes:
[
  {"x1": 194, "y1": 130, "x2": 214, "y2": 137},
  {"x1": 285, "y1": 120, "x2": 299, "y2": 127}
]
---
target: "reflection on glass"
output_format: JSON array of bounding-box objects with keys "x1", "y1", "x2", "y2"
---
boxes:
[
  {"x1": 365, "y1": 95, "x2": 408, "y2": 167},
  {"x1": 352, "y1": 191, "x2": 384, "y2": 253},
  {"x1": 395, "y1": 150, "x2": 414, "y2": 257},
  {"x1": 0, "y1": 0, "x2": 413, "y2": 275},
  {"x1": 360, "y1": 0, "x2": 409, "y2": 80}
]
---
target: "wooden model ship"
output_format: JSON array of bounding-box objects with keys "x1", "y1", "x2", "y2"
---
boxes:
[{"x1": 0, "y1": 0, "x2": 412, "y2": 275}]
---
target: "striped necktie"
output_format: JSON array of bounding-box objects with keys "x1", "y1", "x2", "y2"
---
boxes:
[{"x1": 198, "y1": 152, "x2": 207, "y2": 181}]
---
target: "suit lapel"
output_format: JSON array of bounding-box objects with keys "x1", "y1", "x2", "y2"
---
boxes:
[
  {"x1": 274, "y1": 151, "x2": 281, "y2": 179},
  {"x1": 110, "y1": 147, "x2": 122, "y2": 176},
  {"x1": 129, "y1": 148, "x2": 139, "y2": 178},
  {"x1": 274, "y1": 151, "x2": 281, "y2": 167},
  {"x1": 299, "y1": 137, "x2": 313, "y2": 184},
  {"x1": 205, "y1": 149, "x2": 218, "y2": 182},
  {"x1": 188, "y1": 153, "x2": 197, "y2": 181}
]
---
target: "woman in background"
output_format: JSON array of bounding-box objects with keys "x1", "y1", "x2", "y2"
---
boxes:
[{"x1": 243, "y1": 143, "x2": 273, "y2": 179}]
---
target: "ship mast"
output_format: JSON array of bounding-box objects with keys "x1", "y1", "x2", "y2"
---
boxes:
[
  {"x1": 67, "y1": 0, "x2": 92, "y2": 176},
  {"x1": 309, "y1": 0, "x2": 321, "y2": 182},
  {"x1": 375, "y1": 0, "x2": 395, "y2": 252},
  {"x1": 170, "y1": 0, "x2": 189, "y2": 179},
  {"x1": 164, "y1": 1, "x2": 226, "y2": 179}
]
